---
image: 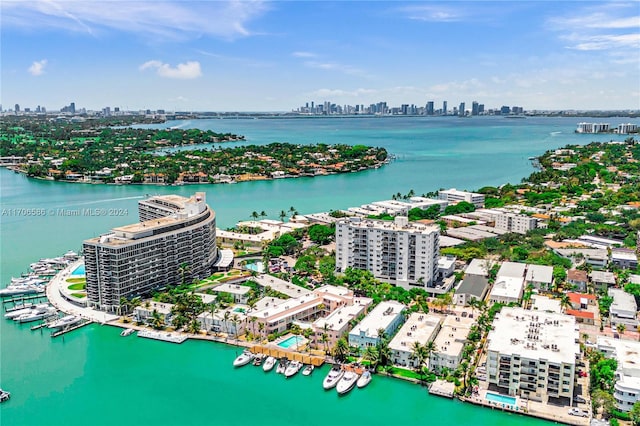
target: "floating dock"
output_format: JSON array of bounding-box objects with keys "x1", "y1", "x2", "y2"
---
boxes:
[
  {"x1": 137, "y1": 330, "x2": 187, "y2": 344},
  {"x1": 428, "y1": 380, "x2": 455, "y2": 398},
  {"x1": 50, "y1": 320, "x2": 92, "y2": 338}
]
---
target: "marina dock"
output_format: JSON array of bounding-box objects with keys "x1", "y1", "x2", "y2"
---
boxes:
[
  {"x1": 428, "y1": 380, "x2": 455, "y2": 398},
  {"x1": 137, "y1": 330, "x2": 188, "y2": 343},
  {"x1": 50, "y1": 320, "x2": 92, "y2": 338}
]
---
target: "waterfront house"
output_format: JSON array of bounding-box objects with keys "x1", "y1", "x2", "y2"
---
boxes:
[
  {"x1": 389, "y1": 313, "x2": 441, "y2": 368},
  {"x1": 348, "y1": 301, "x2": 406, "y2": 349},
  {"x1": 597, "y1": 337, "x2": 640, "y2": 412},
  {"x1": 429, "y1": 314, "x2": 474, "y2": 373}
]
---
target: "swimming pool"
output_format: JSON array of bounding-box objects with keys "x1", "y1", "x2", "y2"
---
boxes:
[
  {"x1": 71, "y1": 264, "x2": 86, "y2": 276},
  {"x1": 244, "y1": 261, "x2": 264, "y2": 273},
  {"x1": 233, "y1": 307, "x2": 246, "y2": 313},
  {"x1": 485, "y1": 392, "x2": 517, "y2": 406},
  {"x1": 278, "y1": 335, "x2": 304, "y2": 349}
]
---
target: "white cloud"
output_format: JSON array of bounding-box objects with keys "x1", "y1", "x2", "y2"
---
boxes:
[
  {"x1": 1, "y1": 0, "x2": 269, "y2": 41},
  {"x1": 292, "y1": 51, "x2": 316, "y2": 58},
  {"x1": 303, "y1": 61, "x2": 368, "y2": 77},
  {"x1": 399, "y1": 5, "x2": 463, "y2": 22},
  {"x1": 307, "y1": 88, "x2": 377, "y2": 98},
  {"x1": 28, "y1": 59, "x2": 47, "y2": 76},
  {"x1": 140, "y1": 60, "x2": 202, "y2": 79}
]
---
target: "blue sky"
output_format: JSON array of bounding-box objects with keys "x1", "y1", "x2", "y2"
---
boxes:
[{"x1": 1, "y1": 1, "x2": 639, "y2": 112}]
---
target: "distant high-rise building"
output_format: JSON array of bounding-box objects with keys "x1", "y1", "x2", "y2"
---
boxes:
[
  {"x1": 14, "y1": 104, "x2": 20, "y2": 113},
  {"x1": 459, "y1": 102, "x2": 465, "y2": 116},
  {"x1": 478, "y1": 104, "x2": 485, "y2": 114},
  {"x1": 500, "y1": 105, "x2": 511, "y2": 115},
  {"x1": 443, "y1": 101, "x2": 448, "y2": 115},
  {"x1": 70, "y1": 102, "x2": 76, "y2": 114},
  {"x1": 426, "y1": 101, "x2": 434, "y2": 115},
  {"x1": 114, "y1": 107, "x2": 120, "y2": 113},
  {"x1": 471, "y1": 101, "x2": 479, "y2": 116}
]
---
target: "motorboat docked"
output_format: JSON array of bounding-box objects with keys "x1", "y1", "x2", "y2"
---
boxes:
[
  {"x1": 232, "y1": 350, "x2": 255, "y2": 367},
  {"x1": 0, "y1": 389, "x2": 10, "y2": 403},
  {"x1": 120, "y1": 328, "x2": 135, "y2": 337},
  {"x1": 14, "y1": 306, "x2": 57, "y2": 323},
  {"x1": 0, "y1": 284, "x2": 44, "y2": 297},
  {"x1": 252, "y1": 354, "x2": 265, "y2": 366},
  {"x1": 47, "y1": 315, "x2": 82, "y2": 330},
  {"x1": 322, "y1": 365, "x2": 345, "y2": 390},
  {"x1": 4, "y1": 303, "x2": 41, "y2": 319},
  {"x1": 276, "y1": 358, "x2": 288, "y2": 374},
  {"x1": 284, "y1": 360, "x2": 303, "y2": 378},
  {"x1": 302, "y1": 365, "x2": 314, "y2": 376},
  {"x1": 336, "y1": 371, "x2": 360, "y2": 395},
  {"x1": 357, "y1": 370, "x2": 372, "y2": 388},
  {"x1": 263, "y1": 356, "x2": 277, "y2": 372}
]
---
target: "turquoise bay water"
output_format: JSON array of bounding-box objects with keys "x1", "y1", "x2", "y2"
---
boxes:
[{"x1": 1, "y1": 116, "x2": 629, "y2": 425}]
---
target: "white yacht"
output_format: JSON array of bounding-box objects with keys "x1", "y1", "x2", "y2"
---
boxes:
[
  {"x1": 276, "y1": 358, "x2": 288, "y2": 374},
  {"x1": 47, "y1": 315, "x2": 82, "y2": 330},
  {"x1": 14, "y1": 306, "x2": 57, "y2": 323},
  {"x1": 0, "y1": 284, "x2": 43, "y2": 297},
  {"x1": 302, "y1": 365, "x2": 314, "y2": 376},
  {"x1": 336, "y1": 371, "x2": 360, "y2": 395},
  {"x1": 357, "y1": 370, "x2": 372, "y2": 388},
  {"x1": 4, "y1": 303, "x2": 40, "y2": 319},
  {"x1": 0, "y1": 389, "x2": 10, "y2": 403},
  {"x1": 120, "y1": 328, "x2": 135, "y2": 337},
  {"x1": 322, "y1": 365, "x2": 344, "y2": 390},
  {"x1": 262, "y1": 356, "x2": 276, "y2": 372},
  {"x1": 284, "y1": 360, "x2": 302, "y2": 378},
  {"x1": 232, "y1": 350, "x2": 255, "y2": 367}
]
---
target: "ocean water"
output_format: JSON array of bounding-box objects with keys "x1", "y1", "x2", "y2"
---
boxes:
[{"x1": 0, "y1": 116, "x2": 628, "y2": 425}]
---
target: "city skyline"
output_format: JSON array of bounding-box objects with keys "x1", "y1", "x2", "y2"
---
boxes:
[{"x1": 1, "y1": 1, "x2": 639, "y2": 112}]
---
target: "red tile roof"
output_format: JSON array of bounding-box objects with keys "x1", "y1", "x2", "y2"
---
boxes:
[
  {"x1": 567, "y1": 292, "x2": 596, "y2": 304},
  {"x1": 566, "y1": 309, "x2": 594, "y2": 319}
]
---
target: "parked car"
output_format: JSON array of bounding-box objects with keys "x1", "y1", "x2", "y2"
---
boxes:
[
  {"x1": 578, "y1": 370, "x2": 588, "y2": 378},
  {"x1": 568, "y1": 408, "x2": 589, "y2": 417},
  {"x1": 573, "y1": 395, "x2": 587, "y2": 404}
]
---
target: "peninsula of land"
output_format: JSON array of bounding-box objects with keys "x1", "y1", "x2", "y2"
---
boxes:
[{"x1": 0, "y1": 116, "x2": 388, "y2": 184}]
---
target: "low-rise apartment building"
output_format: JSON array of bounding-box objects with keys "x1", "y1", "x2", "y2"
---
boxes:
[
  {"x1": 389, "y1": 313, "x2": 442, "y2": 368},
  {"x1": 597, "y1": 337, "x2": 640, "y2": 412},
  {"x1": 486, "y1": 307, "x2": 580, "y2": 404},
  {"x1": 495, "y1": 213, "x2": 537, "y2": 234},
  {"x1": 348, "y1": 301, "x2": 406, "y2": 349},
  {"x1": 429, "y1": 314, "x2": 474, "y2": 373},
  {"x1": 608, "y1": 288, "x2": 638, "y2": 329},
  {"x1": 438, "y1": 188, "x2": 485, "y2": 208},
  {"x1": 312, "y1": 298, "x2": 373, "y2": 350}
]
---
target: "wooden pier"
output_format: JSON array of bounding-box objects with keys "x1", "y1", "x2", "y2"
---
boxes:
[
  {"x1": 2, "y1": 294, "x2": 48, "y2": 309},
  {"x1": 50, "y1": 320, "x2": 92, "y2": 338}
]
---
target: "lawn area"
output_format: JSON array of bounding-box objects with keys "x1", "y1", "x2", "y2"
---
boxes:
[
  {"x1": 382, "y1": 366, "x2": 422, "y2": 380},
  {"x1": 66, "y1": 277, "x2": 86, "y2": 284},
  {"x1": 71, "y1": 292, "x2": 86, "y2": 299},
  {"x1": 68, "y1": 283, "x2": 86, "y2": 291}
]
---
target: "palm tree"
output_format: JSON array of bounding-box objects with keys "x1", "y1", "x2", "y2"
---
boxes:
[
  {"x1": 150, "y1": 309, "x2": 164, "y2": 330},
  {"x1": 278, "y1": 210, "x2": 287, "y2": 222},
  {"x1": 178, "y1": 262, "x2": 191, "y2": 286},
  {"x1": 250, "y1": 211, "x2": 259, "y2": 221},
  {"x1": 258, "y1": 322, "x2": 265, "y2": 339},
  {"x1": 119, "y1": 297, "x2": 129, "y2": 316},
  {"x1": 333, "y1": 338, "x2": 349, "y2": 362},
  {"x1": 424, "y1": 340, "x2": 437, "y2": 371},
  {"x1": 187, "y1": 318, "x2": 201, "y2": 334},
  {"x1": 231, "y1": 314, "x2": 240, "y2": 342},
  {"x1": 363, "y1": 346, "x2": 380, "y2": 370},
  {"x1": 616, "y1": 323, "x2": 626, "y2": 335},
  {"x1": 559, "y1": 294, "x2": 571, "y2": 312},
  {"x1": 249, "y1": 316, "x2": 257, "y2": 340},
  {"x1": 223, "y1": 311, "x2": 231, "y2": 339},
  {"x1": 259, "y1": 211, "x2": 267, "y2": 219},
  {"x1": 410, "y1": 341, "x2": 428, "y2": 383}
]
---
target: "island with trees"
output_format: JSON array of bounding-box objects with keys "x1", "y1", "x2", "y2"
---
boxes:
[{"x1": 0, "y1": 116, "x2": 388, "y2": 184}]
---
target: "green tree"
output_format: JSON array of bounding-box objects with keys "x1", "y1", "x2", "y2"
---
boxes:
[
  {"x1": 333, "y1": 337, "x2": 349, "y2": 362},
  {"x1": 630, "y1": 401, "x2": 640, "y2": 426}
]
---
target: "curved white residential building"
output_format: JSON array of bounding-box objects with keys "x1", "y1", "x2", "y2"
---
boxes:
[{"x1": 83, "y1": 192, "x2": 217, "y2": 312}]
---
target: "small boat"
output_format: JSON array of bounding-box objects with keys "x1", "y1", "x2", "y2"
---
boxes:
[
  {"x1": 232, "y1": 350, "x2": 255, "y2": 367},
  {"x1": 302, "y1": 365, "x2": 314, "y2": 376},
  {"x1": 0, "y1": 389, "x2": 10, "y2": 403},
  {"x1": 322, "y1": 365, "x2": 345, "y2": 390},
  {"x1": 4, "y1": 303, "x2": 45, "y2": 319},
  {"x1": 336, "y1": 371, "x2": 360, "y2": 395},
  {"x1": 263, "y1": 356, "x2": 276, "y2": 372},
  {"x1": 276, "y1": 358, "x2": 288, "y2": 374},
  {"x1": 47, "y1": 315, "x2": 82, "y2": 330},
  {"x1": 252, "y1": 354, "x2": 265, "y2": 366},
  {"x1": 357, "y1": 370, "x2": 372, "y2": 388},
  {"x1": 284, "y1": 360, "x2": 303, "y2": 378},
  {"x1": 120, "y1": 328, "x2": 135, "y2": 337}
]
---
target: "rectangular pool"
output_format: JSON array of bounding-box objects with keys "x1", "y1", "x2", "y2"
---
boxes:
[
  {"x1": 278, "y1": 335, "x2": 304, "y2": 349},
  {"x1": 485, "y1": 392, "x2": 517, "y2": 406}
]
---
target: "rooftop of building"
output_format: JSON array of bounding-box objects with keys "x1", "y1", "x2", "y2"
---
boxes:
[
  {"x1": 525, "y1": 264, "x2": 554, "y2": 284},
  {"x1": 339, "y1": 216, "x2": 440, "y2": 234},
  {"x1": 567, "y1": 292, "x2": 597, "y2": 304},
  {"x1": 252, "y1": 274, "x2": 312, "y2": 299},
  {"x1": 213, "y1": 283, "x2": 252, "y2": 295},
  {"x1": 456, "y1": 274, "x2": 490, "y2": 298},
  {"x1": 465, "y1": 258, "x2": 490, "y2": 277},
  {"x1": 608, "y1": 288, "x2": 638, "y2": 312},
  {"x1": 497, "y1": 261, "x2": 527, "y2": 279},
  {"x1": 487, "y1": 307, "x2": 579, "y2": 365},
  {"x1": 490, "y1": 276, "x2": 525, "y2": 300},
  {"x1": 590, "y1": 270, "x2": 617, "y2": 284},
  {"x1": 568, "y1": 269, "x2": 589, "y2": 282},
  {"x1": 433, "y1": 314, "x2": 474, "y2": 358},
  {"x1": 349, "y1": 300, "x2": 406, "y2": 340},
  {"x1": 611, "y1": 248, "x2": 638, "y2": 261},
  {"x1": 597, "y1": 337, "x2": 640, "y2": 377},
  {"x1": 313, "y1": 302, "x2": 368, "y2": 332},
  {"x1": 389, "y1": 313, "x2": 442, "y2": 353},
  {"x1": 530, "y1": 295, "x2": 562, "y2": 314}
]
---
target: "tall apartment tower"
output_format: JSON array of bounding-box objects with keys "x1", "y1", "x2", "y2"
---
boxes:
[
  {"x1": 426, "y1": 101, "x2": 435, "y2": 115},
  {"x1": 471, "y1": 101, "x2": 479, "y2": 116},
  {"x1": 335, "y1": 216, "x2": 440, "y2": 290},
  {"x1": 459, "y1": 102, "x2": 466, "y2": 116},
  {"x1": 442, "y1": 101, "x2": 448, "y2": 115},
  {"x1": 83, "y1": 193, "x2": 218, "y2": 312}
]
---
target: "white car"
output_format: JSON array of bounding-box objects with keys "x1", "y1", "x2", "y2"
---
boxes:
[{"x1": 568, "y1": 408, "x2": 589, "y2": 417}]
